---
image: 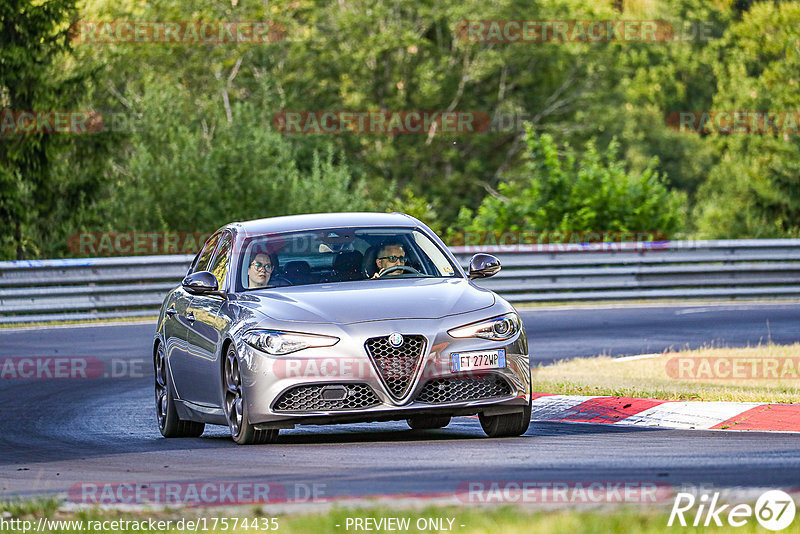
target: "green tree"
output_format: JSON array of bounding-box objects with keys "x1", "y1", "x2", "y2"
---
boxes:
[
  {"x1": 0, "y1": 0, "x2": 110, "y2": 259},
  {"x1": 89, "y1": 82, "x2": 371, "y2": 235},
  {"x1": 15, "y1": 0, "x2": 797, "y2": 258},
  {"x1": 693, "y1": 1, "x2": 800, "y2": 237},
  {"x1": 265, "y1": 0, "x2": 631, "y2": 223},
  {"x1": 73, "y1": 0, "x2": 732, "y2": 239},
  {"x1": 575, "y1": 0, "x2": 731, "y2": 202},
  {"x1": 454, "y1": 126, "x2": 685, "y2": 237}
]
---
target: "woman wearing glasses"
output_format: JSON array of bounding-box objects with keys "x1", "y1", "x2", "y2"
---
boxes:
[{"x1": 248, "y1": 253, "x2": 288, "y2": 288}]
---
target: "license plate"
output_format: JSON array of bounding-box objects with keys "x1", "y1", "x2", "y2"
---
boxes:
[{"x1": 451, "y1": 349, "x2": 506, "y2": 372}]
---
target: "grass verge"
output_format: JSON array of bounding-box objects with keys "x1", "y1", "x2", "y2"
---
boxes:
[
  {"x1": 512, "y1": 297, "x2": 800, "y2": 309},
  {"x1": 0, "y1": 316, "x2": 158, "y2": 329},
  {"x1": 533, "y1": 343, "x2": 800, "y2": 402}
]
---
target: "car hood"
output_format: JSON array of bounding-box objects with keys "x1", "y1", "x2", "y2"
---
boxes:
[{"x1": 235, "y1": 278, "x2": 495, "y2": 324}]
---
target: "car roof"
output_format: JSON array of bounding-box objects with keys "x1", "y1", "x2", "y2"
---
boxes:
[{"x1": 225, "y1": 212, "x2": 422, "y2": 236}]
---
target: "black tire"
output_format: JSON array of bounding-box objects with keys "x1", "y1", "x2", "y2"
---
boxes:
[
  {"x1": 481, "y1": 374, "x2": 533, "y2": 438},
  {"x1": 224, "y1": 345, "x2": 279, "y2": 445},
  {"x1": 155, "y1": 343, "x2": 205, "y2": 438},
  {"x1": 479, "y1": 404, "x2": 531, "y2": 437},
  {"x1": 479, "y1": 385, "x2": 533, "y2": 439},
  {"x1": 407, "y1": 415, "x2": 452, "y2": 430}
]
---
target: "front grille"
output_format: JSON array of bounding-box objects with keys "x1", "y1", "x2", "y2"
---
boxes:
[
  {"x1": 415, "y1": 375, "x2": 512, "y2": 404},
  {"x1": 365, "y1": 335, "x2": 426, "y2": 401},
  {"x1": 272, "y1": 383, "x2": 380, "y2": 412}
]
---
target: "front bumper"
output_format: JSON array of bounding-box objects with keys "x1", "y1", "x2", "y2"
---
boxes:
[{"x1": 235, "y1": 318, "x2": 530, "y2": 426}]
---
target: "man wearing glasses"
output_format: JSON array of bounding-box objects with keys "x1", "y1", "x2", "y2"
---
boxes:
[{"x1": 372, "y1": 242, "x2": 407, "y2": 278}]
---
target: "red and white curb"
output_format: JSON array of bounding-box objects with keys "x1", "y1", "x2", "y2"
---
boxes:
[{"x1": 529, "y1": 393, "x2": 800, "y2": 432}]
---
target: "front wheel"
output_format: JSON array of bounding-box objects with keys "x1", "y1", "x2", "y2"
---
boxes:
[
  {"x1": 479, "y1": 404, "x2": 531, "y2": 438},
  {"x1": 224, "y1": 345, "x2": 278, "y2": 445},
  {"x1": 155, "y1": 343, "x2": 204, "y2": 438}
]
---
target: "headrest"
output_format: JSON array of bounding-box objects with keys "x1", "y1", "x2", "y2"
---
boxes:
[
  {"x1": 333, "y1": 251, "x2": 363, "y2": 272},
  {"x1": 283, "y1": 260, "x2": 311, "y2": 275},
  {"x1": 362, "y1": 246, "x2": 381, "y2": 277}
]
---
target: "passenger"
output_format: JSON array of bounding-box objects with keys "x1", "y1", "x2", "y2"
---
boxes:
[
  {"x1": 248, "y1": 253, "x2": 280, "y2": 288},
  {"x1": 373, "y1": 242, "x2": 407, "y2": 278}
]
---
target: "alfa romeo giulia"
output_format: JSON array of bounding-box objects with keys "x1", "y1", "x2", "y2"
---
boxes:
[{"x1": 154, "y1": 212, "x2": 531, "y2": 444}]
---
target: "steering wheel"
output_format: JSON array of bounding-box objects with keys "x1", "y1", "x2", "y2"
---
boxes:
[
  {"x1": 377, "y1": 265, "x2": 420, "y2": 278},
  {"x1": 267, "y1": 274, "x2": 292, "y2": 287}
]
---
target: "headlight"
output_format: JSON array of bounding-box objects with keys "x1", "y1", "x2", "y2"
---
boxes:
[
  {"x1": 243, "y1": 330, "x2": 339, "y2": 355},
  {"x1": 448, "y1": 313, "x2": 521, "y2": 341}
]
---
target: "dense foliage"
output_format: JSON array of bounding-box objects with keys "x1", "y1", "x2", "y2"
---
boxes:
[
  {"x1": 455, "y1": 127, "x2": 685, "y2": 236},
  {"x1": 1, "y1": 0, "x2": 798, "y2": 258}
]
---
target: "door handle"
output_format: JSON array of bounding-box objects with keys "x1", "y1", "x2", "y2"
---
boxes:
[
  {"x1": 186, "y1": 312, "x2": 196, "y2": 323},
  {"x1": 166, "y1": 308, "x2": 177, "y2": 317}
]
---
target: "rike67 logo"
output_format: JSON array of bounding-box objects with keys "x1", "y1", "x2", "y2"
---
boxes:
[{"x1": 669, "y1": 490, "x2": 796, "y2": 531}]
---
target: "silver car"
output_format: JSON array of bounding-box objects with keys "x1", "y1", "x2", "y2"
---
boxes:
[{"x1": 154, "y1": 213, "x2": 531, "y2": 444}]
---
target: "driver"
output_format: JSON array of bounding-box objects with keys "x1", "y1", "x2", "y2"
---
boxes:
[{"x1": 373, "y1": 242, "x2": 407, "y2": 278}]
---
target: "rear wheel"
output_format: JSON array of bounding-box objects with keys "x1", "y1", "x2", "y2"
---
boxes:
[
  {"x1": 407, "y1": 415, "x2": 451, "y2": 430},
  {"x1": 224, "y1": 345, "x2": 278, "y2": 445},
  {"x1": 155, "y1": 343, "x2": 204, "y2": 438}
]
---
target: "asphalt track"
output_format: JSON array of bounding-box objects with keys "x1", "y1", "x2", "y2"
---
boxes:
[{"x1": 1, "y1": 303, "x2": 799, "y2": 502}]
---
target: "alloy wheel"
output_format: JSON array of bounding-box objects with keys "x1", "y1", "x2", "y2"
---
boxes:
[
  {"x1": 224, "y1": 348, "x2": 244, "y2": 437},
  {"x1": 154, "y1": 344, "x2": 168, "y2": 430}
]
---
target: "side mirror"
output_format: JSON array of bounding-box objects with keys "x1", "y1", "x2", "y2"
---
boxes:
[
  {"x1": 468, "y1": 253, "x2": 501, "y2": 280},
  {"x1": 182, "y1": 271, "x2": 220, "y2": 295}
]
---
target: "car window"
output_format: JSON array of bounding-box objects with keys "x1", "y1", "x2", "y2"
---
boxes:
[
  {"x1": 194, "y1": 233, "x2": 220, "y2": 273},
  {"x1": 237, "y1": 227, "x2": 460, "y2": 291},
  {"x1": 208, "y1": 232, "x2": 232, "y2": 289},
  {"x1": 413, "y1": 230, "x2": 456, "y2": 276}
]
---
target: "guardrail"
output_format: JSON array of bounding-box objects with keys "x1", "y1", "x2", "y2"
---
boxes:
[
  {"x1": 451, "y1": 239, "x2": 800, "y2": 302},
  {"x1": 1, "y1": 239, "x2": 799, "y2": 323},
  {"x1": 0, "y1": 255, "x2": 192, "y2": 324}
]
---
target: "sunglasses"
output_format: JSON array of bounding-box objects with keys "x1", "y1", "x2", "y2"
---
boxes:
[
  {"x1": 250, "y1": 261, "x2": 273, "y2": 270},
  {"x1": 378, "y1": 255, "x2": 406, "y2": 263}
]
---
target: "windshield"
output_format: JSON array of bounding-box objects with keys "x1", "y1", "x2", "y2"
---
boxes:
[{"x1": 236, "y1": 227, "x2": 460, "y2": 291}]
